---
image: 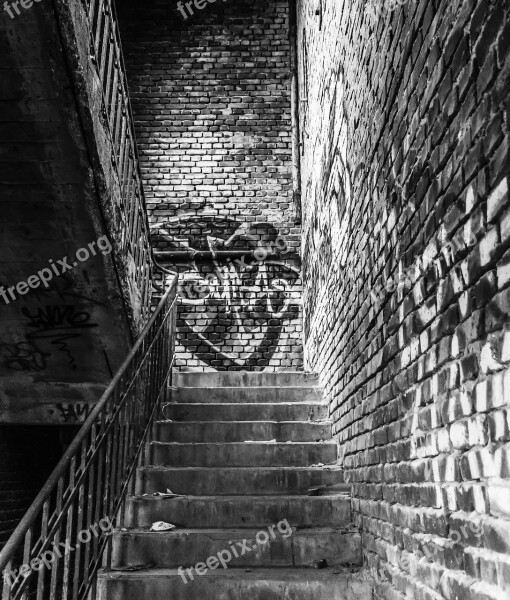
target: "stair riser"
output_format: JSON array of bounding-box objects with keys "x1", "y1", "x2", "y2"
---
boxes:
[
  {"x1": 173, "y1": 372, "x2": 319, "y2": 388},
  {"x1": 98, "y1": 575, "x2": 373, "y2": 600},
  {"x1": 111, "y1": 531, "x2": 362, "y2": 569},
  {"x1": 151, "y1": 443, "x2": 337, "y2": 468},
  {"x1": 138, "y1": 467, "x2": 345, "y2": 496},
  {"x1": 125, "y1": 497, "x2": 352, "y2": 529},
  {"x1": 162, "y1": 404, "x2": 328, "y2": 422},
  {"x1": 169, "y1": 387, "x2": 323, "y2": 404},
  {"x1": 155, "y1": 422, "x2": 332, "y2": 443}
]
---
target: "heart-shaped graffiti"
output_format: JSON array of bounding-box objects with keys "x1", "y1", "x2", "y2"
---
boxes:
[{"x1": 154, "y1": 215, "x2": 301, "y2": 368}]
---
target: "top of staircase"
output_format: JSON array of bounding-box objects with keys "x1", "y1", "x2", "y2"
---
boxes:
[{"x1": 173, "y1": 371, "x2": 319, "y2": 388}]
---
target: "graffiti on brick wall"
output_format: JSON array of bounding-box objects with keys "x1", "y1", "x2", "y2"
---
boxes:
[
  {"x1": 303, "y1": 65, "x2": 358, "y2": 340},
  {"x1": 155, "y1": 215, "x2": 301, "y2": 368}
]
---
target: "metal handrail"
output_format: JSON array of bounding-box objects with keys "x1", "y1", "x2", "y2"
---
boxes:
[
  {"x1": 0, "y1": 277, "x2": 178, "y2": 600},
  {"x1": 66, "y1": 0, "x2": 156, "y2": 324},
  {"x1": 78, "y1": 0, "x2": 178, "y2": 299}
]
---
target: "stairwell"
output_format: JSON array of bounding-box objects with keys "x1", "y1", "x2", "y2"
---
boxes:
[{"x1": 98, "y1": 372, "x2": 373, "y2": 599}]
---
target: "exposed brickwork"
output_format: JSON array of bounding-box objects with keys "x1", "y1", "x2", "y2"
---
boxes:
[
  {"x1": 118, "y1": 0, "x2": 303, "y2": 371},
  {"x1": 298, "y1": 0, "x2": 510, "y2": 598}
]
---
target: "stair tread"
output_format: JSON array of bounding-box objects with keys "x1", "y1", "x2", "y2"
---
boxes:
[
  {"x1": 163, "y1": 402, "x2": 326, "y2": 406},
  {"x1": 173, "y1": 372, "x2": 320, "y2": 389},
  {"x1": 174, "y1": 386, "x2": 320, "y2": 390},
  {"x1": 141, "y1": 465, "x2": 344, "y2": 471},
  {"x1": 156, "y1": 420, "x2": 332, "y2": 424},
  {"x1": 102, "y1": 567, "x2": 368, "y2": 581},
  {"x1": 151, "y1": 441, "x2": 337, "y2": 446},
  {"x1": 130, "y1": 493, "x2": 350, "y2": 501},
  {"x1": 169, "y1": 387, "x2": 324, "y2": 404},
  {"x1": 118, "y1": 527, "x2": 354, "y2": 534}
]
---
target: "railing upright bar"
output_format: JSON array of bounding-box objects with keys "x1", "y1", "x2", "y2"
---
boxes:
[
  {"x1": 93, "y1": 0, "x2": 105, "y2": 65},
  {"x1": 107, "y1": 62, "x2": 119, "y2": 130},
  {"x1": 109, "y1": 403, "x2": 122, "y2": 517},
  {"x1": 49, "y1": 478, "x2": 64, "y2": 599},
  {"x1": 71, "y1": 446, "x2": 87, "y2": 600},
  {"x1": 81, "y1": 422, "x2": 99, "y2": 593},
  {"x1": 2, "y1": 562, "x2": 12, "y2": 600},
  {"x1": 35, "y1": 500, "x2": 50, "y2": 600},
  {"x1": 103, "y1": 34, "x2": 115, "y2": 104},
  {"x1": 87, "y1": 0, "x2": 97, "y2": 31},
  {"x1": 62, "y1": 459, "x2": 76, "y2": 600},
  {"x1": 98, "y1": 14, "x2": 110, "y2": 84},
  {"x1": 19, "y1": 529, "x2": 31, "y2": 600}
]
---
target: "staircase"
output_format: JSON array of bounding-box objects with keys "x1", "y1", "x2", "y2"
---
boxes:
[{"x1": 98, "y1": 372, "x2": 373, "y2": 599}]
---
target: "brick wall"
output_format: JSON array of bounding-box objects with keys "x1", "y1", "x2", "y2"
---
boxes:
[
  {"x1": 118, "y1": 0, "x2": 303, "y2": 371},
  {"x1": 298, "y1": 0, "x2": 510, "y2": 598}
]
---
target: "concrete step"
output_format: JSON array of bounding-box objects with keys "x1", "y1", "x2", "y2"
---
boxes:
[
  {"x1": 125, "y1": 494, "x2": 352, "y2": 529},
  {"x1": 111, "y1": 527, "x2": 362, "y2": 569},
  {"x1": 162, "y1": 403, "x2": 328, "y2": 422},
  {"x1": 173, "y1": 371, "x2": 319, "y2": 388},
  {"x1": 98, "y1": 568, "x2": 373, "y2": 600},
  {"x1": 137, "y1": 466, "x2": 346, "y2": 496},
  {"x1": 154, "y1": 421, "x2": 332, "y2": 443},
  {"x1": 169, "y1": 386, "x2": 323, "y2": 404},
  {"x1": 150, "y1": 441, "x2": 338, "y2": 468}
]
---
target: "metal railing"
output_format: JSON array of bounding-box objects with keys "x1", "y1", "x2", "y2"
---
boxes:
[
  {"x1": 81, "y1": 0, "x2": 154, "y2": 324},
  {"x1": 0, "y1": 278, "x2": 178, "y2": 600}
]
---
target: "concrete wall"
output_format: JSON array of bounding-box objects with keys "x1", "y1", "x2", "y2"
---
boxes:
[
  {"x1": 0, "y1": 0, "x2": 152, "y2": 544},
  {"x1": 118, "y1": 0, "x2": 303, "y2": 371},
  {"x1": 298, "y1": 0, "x2": 510, "y2": 598},
  {"x1": 0, "y1": 0, "x2": 155, "y2": 424}
]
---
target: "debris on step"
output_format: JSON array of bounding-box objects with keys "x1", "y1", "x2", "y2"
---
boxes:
[
  {"x1": 111, "y1": 563, "x2": 155, "y2": 572},
  {"x1": 307, "y1": 487, "x2": 320, "y2": 496},
  {"x1": 314, "y1": 559, "x2": 328, "y2": 569},
  {"x1": 310, "y1": 463, "x2": 325, "y2": 467},
  {"x1": 152, "y1": 489, "x2": 183, "y2": 499},
  {"x1": 150, "y1": 521, "x2": 176, "y2": 532}
]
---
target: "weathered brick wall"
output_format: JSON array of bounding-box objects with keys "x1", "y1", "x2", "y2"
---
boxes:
[
  {"x1": 118, "y1": 0, "x2": 303, "y2": 371},
  {"x1": 298, "y1": 0, "x2": 510, "y2": 598}
]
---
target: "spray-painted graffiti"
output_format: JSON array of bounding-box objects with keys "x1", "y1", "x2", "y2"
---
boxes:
[
  {"x1": 20, "y1": 305, "x2": 99, "y2": 370},
  {"x1": 0, "y1": 342, "x2": 49, "y2": 372},
  {"x1": 0, "y1": 275, "x2": 102, "y2": 373},
  {"x1": 54, "y1": 402, "x2": 93, "y2": 423},
  {"x1": 302, "y1": 63, "x2": 359, "y2": 341},
  {"x1": 154, "y1": 216, "x2": 301, "y2": 368}
]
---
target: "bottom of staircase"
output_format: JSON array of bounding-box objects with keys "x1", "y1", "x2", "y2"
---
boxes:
[{"x1": 98, "y1": 372, "x2": 373, "y2": 600}]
